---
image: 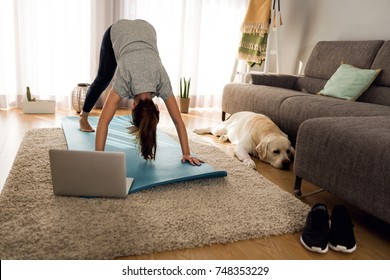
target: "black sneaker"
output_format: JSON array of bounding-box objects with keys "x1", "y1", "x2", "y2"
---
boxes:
[
  {"x1": 328, "y1": 205, "x2": 357, "y2": 253},
  {"x1": 300, "y1": 203, "x2": 329, "y2": 253}
]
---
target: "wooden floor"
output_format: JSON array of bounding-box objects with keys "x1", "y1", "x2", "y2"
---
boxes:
[{"x1": 1, "y1": 107, "x2": 389, "y2": 260}]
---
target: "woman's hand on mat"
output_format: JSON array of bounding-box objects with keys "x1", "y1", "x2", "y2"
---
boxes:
[{"x1": 182, "y1": 155, "x2": 204, "y2": 166}]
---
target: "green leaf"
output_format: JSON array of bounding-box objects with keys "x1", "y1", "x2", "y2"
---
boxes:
[{"x1": 179, "y1": 76, "x2": 191, "y2": 98}]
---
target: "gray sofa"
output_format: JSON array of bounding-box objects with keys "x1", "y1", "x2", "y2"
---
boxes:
[{"x1": 222, "y1": 41, "x2": 390, "y2": 224}]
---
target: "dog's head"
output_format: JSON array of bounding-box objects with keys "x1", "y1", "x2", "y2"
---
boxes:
[{"x1": 255, "y1": 134, "x2": 295, "y2": 170}]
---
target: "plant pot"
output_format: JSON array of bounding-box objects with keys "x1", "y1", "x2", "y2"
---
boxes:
[
  {"x1": 21, "y1": 100, "x2": 56, "y2": 114},
  {"x1": 179, "y1": 98, "x2": 190, "y2": 113}
]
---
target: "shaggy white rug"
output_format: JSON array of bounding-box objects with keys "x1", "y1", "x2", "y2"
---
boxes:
[{"x1": 0, "y1": 127, "x2": 309, "y2": 259}]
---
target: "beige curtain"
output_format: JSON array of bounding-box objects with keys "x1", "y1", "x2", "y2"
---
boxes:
[{"x1": 0, "y1": 0, "x2": 249, "y2": 110}]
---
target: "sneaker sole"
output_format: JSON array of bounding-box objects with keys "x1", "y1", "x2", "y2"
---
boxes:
[
  {"x1": 300, "y1": 236, "x2": 328, "y2": 253},
  {"x1": 329, "y1": 243, "x2": 357, "y2": 253}
]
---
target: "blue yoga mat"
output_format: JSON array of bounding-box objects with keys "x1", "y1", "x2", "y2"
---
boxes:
[{"x1": 61, "y1": 116, "x2": 227, "y2": 193}]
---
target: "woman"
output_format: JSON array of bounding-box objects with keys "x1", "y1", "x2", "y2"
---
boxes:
[{"x1": 80, "y1": 19, "x2": 202, "y2": 166}]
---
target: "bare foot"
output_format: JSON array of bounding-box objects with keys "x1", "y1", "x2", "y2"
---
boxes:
[{"x1": 79, "y1": 112, "x2": 95, "y2": 132}]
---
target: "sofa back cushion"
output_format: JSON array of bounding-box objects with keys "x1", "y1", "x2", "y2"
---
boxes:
[
  {"x1": 357, "y1": 86, "x2": 390, "y2": 106},
  {"x1": 304, "y1": 40, "x2": 383, "y2": 80},
  {"x1": 371, "y1": 41, "x2": 390, "y2": 87},
  {"x1": 293, "y1": 76, "x2": 327, "y2": 94},
  {"x1": 294, "y1": 40, "x2": 390, "y2": 95}
]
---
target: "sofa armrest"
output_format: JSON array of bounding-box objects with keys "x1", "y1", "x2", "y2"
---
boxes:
[
  {"x1": 248, "y1": 73, "x2": 300, "y2": 89},
  {"x1": 294, "y1": 116, "x2": 390, "y2": 223}
]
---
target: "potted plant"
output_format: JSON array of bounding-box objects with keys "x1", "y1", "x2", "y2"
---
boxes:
[
  {"x1": 179, "y1": 77, "x2": 191, "y2": 113},
  {"x1": 21, "y1": 86, "x2": 56, "y2": 114}
]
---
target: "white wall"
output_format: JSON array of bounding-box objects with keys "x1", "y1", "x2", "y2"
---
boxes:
[{"x1": 276, "y1": 0, "x2": 390, "y2": 74}]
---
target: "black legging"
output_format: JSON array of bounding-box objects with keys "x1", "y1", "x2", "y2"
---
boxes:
[{"x1": 83, "y1": 25, "x2": 117, "y2": 113}]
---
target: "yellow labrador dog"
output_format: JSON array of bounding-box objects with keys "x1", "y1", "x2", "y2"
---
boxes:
[{"x1": 193, "y1": 111, "x2": 294, "y2": 170}]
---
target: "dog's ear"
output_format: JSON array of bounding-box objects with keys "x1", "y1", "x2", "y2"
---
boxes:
[
  {"x1": 256, "y1": 138, "x2": 269, "y2": 160},
  {"x1": 289, "y1": 146, "x2": 295, "y2": 161}
]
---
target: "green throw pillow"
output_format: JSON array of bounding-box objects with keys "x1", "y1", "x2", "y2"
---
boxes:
[{"x1": 318, "y1": 63, "x2": 381, "y2": 100}]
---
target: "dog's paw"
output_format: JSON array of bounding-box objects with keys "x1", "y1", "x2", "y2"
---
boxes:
[
  {"x1": 218, "y1": 135, "x2": 228, "y2": 142},
  {"x1": 243, "y1": 158, "x2": 256, "y2": 169},
  {"x1": 193, "y1": 128, "x2": 203, "y2": 135}
]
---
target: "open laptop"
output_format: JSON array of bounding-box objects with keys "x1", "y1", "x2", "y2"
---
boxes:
[{"x1": 49, "y1": 149, "x2": 133, "y2": 198}]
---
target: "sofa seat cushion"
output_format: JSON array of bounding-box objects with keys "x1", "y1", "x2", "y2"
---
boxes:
[
  {"x1": 294, "y1": 116, "x2": 390, "y2": 224},
  {"x1": 278, "y1": 95, "x2": 390, "y2": 142},
  {"x1": 222, "y1": 83, "x2": 308, "y2": 123}
]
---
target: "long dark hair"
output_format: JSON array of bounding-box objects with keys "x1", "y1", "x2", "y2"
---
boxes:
[{"x1": 130, "y1": 99, "x2": 160, "y2": 160}]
